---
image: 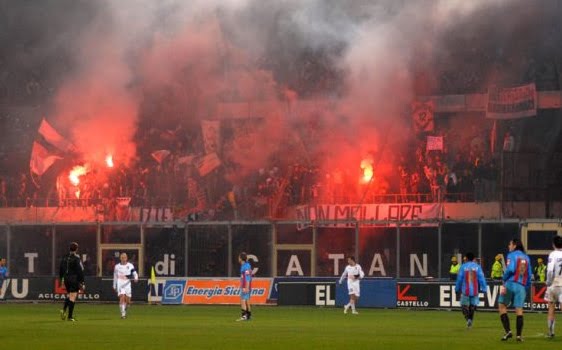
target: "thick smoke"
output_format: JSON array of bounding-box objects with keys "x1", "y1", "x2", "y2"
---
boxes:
[{"x1": 43, "y1": 0, "x2": 558, "y2": 186}]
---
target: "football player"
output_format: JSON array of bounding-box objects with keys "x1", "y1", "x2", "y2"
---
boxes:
[
  {"x1": 545, "y1": 235, "x2": 562, "y2": 338},
  {"x1": 113, "y1": 252, "x2": 138, "y2": 319},
  {"x1": 339, "y1": 256, "x2": 365, "y2": 315}
]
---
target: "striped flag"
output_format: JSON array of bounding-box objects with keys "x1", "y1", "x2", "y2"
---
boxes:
[
  {"x1": 30, "y1": 141, "x2": 62, "y2": 176},
  {"x1": 426, "y1": 136, "x2": 444, "y2": 151},
  {"x1": 38, "y1": 118, "x2": 75, "y2": 152}
]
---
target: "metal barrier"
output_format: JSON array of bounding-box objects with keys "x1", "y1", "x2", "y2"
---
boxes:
[{"x1": 0, "y1": 219, "x2": 557, "y2": 281}]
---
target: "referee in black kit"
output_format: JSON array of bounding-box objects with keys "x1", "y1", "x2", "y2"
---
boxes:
[{"x1": 59, "y1": 242, "x2": 84, "y2": 321}]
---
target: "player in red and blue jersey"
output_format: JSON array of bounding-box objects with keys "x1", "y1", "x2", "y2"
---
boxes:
[
  {"x1": 498, "y1": 238, "x2": 532, "y2": 342},
  {"x1": 237, "y1": 252, "x2": 253, "y2": 321},
  {"x1": 455, "y1": 252, "x2": 487, "y2": 328}
]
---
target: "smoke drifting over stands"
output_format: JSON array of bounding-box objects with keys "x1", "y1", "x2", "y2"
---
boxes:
[{"x1": 0, "y1": 0, "x2": 561, "y2": 218}]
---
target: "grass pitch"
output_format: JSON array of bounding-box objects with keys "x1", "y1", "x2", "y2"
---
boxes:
[{"x1": 0, "y1": 304, "x2": 558, "y2": 349}]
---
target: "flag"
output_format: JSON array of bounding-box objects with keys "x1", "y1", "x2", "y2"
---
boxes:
[
  {"x1": 151, "y1": 150, "x2": 171, "y2": 164},
  {"x1": 150, "y1": 266, "x2": 156, "y2": 286},
  {"x1": 201, "y1": 120, "x2": 221, "y2": 154},
  {"x1": 30, "y1": 141, "x2": 63, "y2": 176},
  {"x1": 177, "y1": 154, "x2": 195, "y2": 166},
  {"x1": 196, "y1": 152, "x2": 221, "y2": 177},
  {"x1": 426, "y1": 136, "x2": 444, "y2": 151},
  {"x1": 490, "y1": 120, "x2": 497, "y2": 153},
  {"x1": 38, "y1": 118, "x2": 75, "y2": 152},
  {"x1": 412, "y1": 100, "x2": 435, "y2": 133}
]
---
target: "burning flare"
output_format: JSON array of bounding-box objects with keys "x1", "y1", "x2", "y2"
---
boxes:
[
  {"x1": 106, "y1": 154, "x2": 114, "y2": 168},
  {"x1": 360, "y1": 158, "x2": 374, "y2": 183},
  {"x1": 69, "y1": 165, "x2": 88, "y2": 186}
]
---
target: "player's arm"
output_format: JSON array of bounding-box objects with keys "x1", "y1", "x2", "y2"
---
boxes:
[
  {"x1": 77, "y1": 258, "x2": 85, "y2": 284},
  {"x1": 339, "y1": 268, "x2": 348, "y2": 284},
  {"x1": 113, "y1": 265, "x2": 118, "y2": 290},
  {"x1": 133, "y1": 266, "x2": 139, "y2": 282},
  {"x1": 243, "y1": 269, "x2": 251, "y2": 292},
  {"x1": 502, "y1": 255, "x2": 515, "y2": 282},
  {"x1": 358, "y1": 265, "x2": 365, "y2": 279},
  {"x1": 546, "y1": 254, "x2": 555, "y2": 286}
]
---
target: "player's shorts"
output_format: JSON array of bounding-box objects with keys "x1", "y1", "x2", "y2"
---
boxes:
[
  {"x1": 240, "y1": 289, "x2": 251, "y2": 301},
  {"x1": 460, "y1": 295, "x2": 479, "y2": 306},
  {"x1": 116, "y1": 280, "x2": 132, "y2": 297},
  {"x1": 347, "y1": 280, "x2": 360, "y2": 297},
  {"x1": 498, "y1": 281, "x2": 526, "y2": 308},
  {"x1": 64, "y1": 275, "x2": 80, "y2": 293},
  {"x1": 545, "y1": 285, "x2": 562, "y2": 304}
]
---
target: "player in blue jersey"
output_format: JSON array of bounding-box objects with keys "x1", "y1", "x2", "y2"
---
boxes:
[
  {"x1": 237, "y1": 252, "x2": 253, "y2": 321},
  {"x1": 498, "y1": 238, "x2": 532, "y2": 342},
  {"x1": 0, "y1": 257, "x2": 7, "y2": 300},
  {"x1": 455, "y1": 252, "x2": 487, "y2": 328}
]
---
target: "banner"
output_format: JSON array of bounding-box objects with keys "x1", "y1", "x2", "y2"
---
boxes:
[
  {"x1": 277, "y1": 281, "x2": 336, "y2": 306},
  {"x1": 411, "y1": 100, "x2": 434, "y2": 133},
  {"x1": 183, "y1": 279, "x2": 272, "y2": 305},
  {"x1": 196, "y1": 152, "x2": 221, "y2": 177},
  {"x1": 30, "y1": 141, "x2": 62, "y2": 176},
  {"x1": 396, "y1": 281, "x2": 552, "y2": 311},
  {"x1": 201, "y1": 120, "x2": 221, "y2": 154},
  {"x1": 486, "y1": 83, "x2": 537, "y2": 119},
  {"x1": 336, "y1": 279, "x2": 397, "y2": 308},
  {"x1": 0, "y1": 277, "x2": 147, "y2": 302},
  {"x1": 295, "y1": 203, "x2": 442, "y2": 228},
  {"x1": 161, "y1": 279, "x2": 188, "y2": 304},
  {"x1": 426, "y1": 136, "x2": 443, "y2": 151}
]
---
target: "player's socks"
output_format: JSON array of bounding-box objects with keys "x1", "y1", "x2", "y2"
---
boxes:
[
  {"x1": 500, "y1": 313, "x2": 510, "y2": 333},
  {"x1": 63, "y1": 297, "x2": 69, "y2": 312},
  {"x1": 120, "y1": 303, "x2": 126, "y2": 317},
  {"x1": 516, "y1": 315, "x2": 523, "y2": 337},
  {"x1": 350, "y1": 303, "x2": 356, "y2": 312},
  {"x1": 68, "y1": 301, "x2": 75, "y2": 320},
  {"x1": 461, "y1": 305, "x2": 469, "y2": 321},
  {"x1": 246, "y1": 311, "x2": 252, "y2": 320},
  {"x1": 344, "y1": 303, "x2": 350, "y2": 314},
  {"x1": 548, "y1": 319, "x2": 555, "y2": 337},
  {"x1": 468, "y1": 305, "x2": 476, "y2": 321}
]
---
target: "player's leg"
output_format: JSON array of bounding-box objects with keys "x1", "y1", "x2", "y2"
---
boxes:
[
  {"x1": 460, "y1": 295, "x2": 469, "y2": 322},
  {"x1": 546, "y1": 287, "x2": 559, "y2": 337},
  {"x1": 119, "y1": 294, "x2": 127, "y2": 318},
  {"x1": 498, "y1": 285, "x2": 513, "y2": 340},
  {"x1": 60, "y1": 292, "x2": 70, "y2": 320},
  {"x1": 344, "y1": 282, "x2": 352, "y2": 313},
  {"x1": 468, "y1": 297, "x2": 477, "y2": 326},
  {"x1": 67, "y1": 291, "x2": 78, "y2": 321},
  {"x1": 348, "y1": 281, "x2": 359, "y2": 314},
  {"x1": 237, "y1": 294, "x2": 248, "y2": 321},
  {"x1": 547, "y1": 301, "x2": 556, "y2": 337},
  {"x1": 515, "y1": 308, "x2": 524, "y2": 341},
  {"x1": 245, "y1": 299, "x2": 252, "y2": 320},
  {"x1": 350, "y1": 294, "x2": 358, "y2": 314},
  {"x1": 513, "y1": 284, "x2": 526, "y2": 341}
]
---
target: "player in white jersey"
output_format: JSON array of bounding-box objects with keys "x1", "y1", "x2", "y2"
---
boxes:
[
  {"x1": 339, "y1": 256, "x2": 365, "y2": 314},
  {"x1": 113, "y1": 253, "x2": 138, "y2": 319},
  {"x1": 545, "y1": 235, "x2": 562, "y2": 338}
]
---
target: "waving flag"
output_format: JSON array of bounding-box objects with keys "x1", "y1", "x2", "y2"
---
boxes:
[
  {"x1": 38, "y1": 118, "x2": 75, "y2": 153},
  {"x1": 30, "y1": 141, "x2": 62, "y2": 176}
]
